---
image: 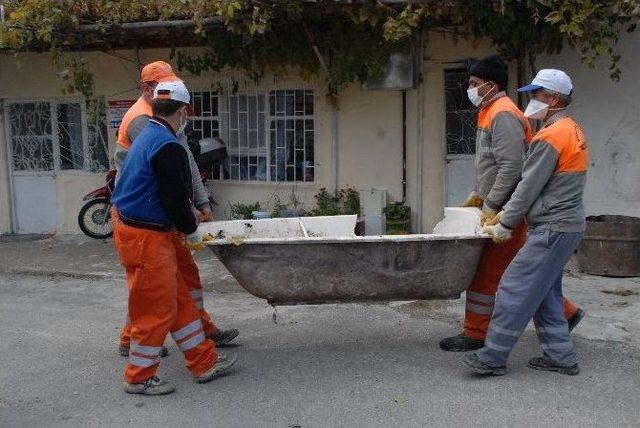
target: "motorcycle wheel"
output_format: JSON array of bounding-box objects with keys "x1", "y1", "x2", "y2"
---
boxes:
[{"x1": 78, "y1": 198, "x2": 113, "y2": 239}]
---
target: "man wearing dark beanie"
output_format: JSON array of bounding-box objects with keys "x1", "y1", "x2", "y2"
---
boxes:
[
  {"x1": 468, "y1": 54, "x2": 509, "y2": 91},
  {"x1": 440, "y1": 55, "x2": 583, "y2": 352}
]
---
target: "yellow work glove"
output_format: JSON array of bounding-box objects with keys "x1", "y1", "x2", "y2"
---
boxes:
[
  {"x1": 483, "y1": 210, "x2": 503, "y2": 226},
  {"x1": 185, "y1": 230, "x2": 214, "y2": 251},
  {"x1": 482, "y1": 222, "x2": 513, "y2": 244},
  {"x1": 461, "y1": 191, "x2": 483, "y2": 208},
  {"x1": 480, "y1": 204, "x2": 499, "y2": 226}
]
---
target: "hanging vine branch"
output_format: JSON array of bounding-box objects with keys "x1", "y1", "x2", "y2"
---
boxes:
[{"x1": 0, "y1": 0, "x2": 637, "y2": 100}]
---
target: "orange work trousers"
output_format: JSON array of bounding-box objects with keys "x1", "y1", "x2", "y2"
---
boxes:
[
  {"x1": 463, "y1": 222, "x2": 579, "y2": 340},
  {"x1": 118, "y1": 229, "x2": 218, "y2": 348},
  {"x1": 114, "y1": 219, "x2": 217, "y2": 383}
]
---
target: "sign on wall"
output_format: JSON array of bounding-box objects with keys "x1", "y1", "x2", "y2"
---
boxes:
[{"x1": 107, "y1": 100, "x2": 136, "y2": 129}]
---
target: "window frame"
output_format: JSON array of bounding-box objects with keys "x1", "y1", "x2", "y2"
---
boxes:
[
  {"x1": 3, "y1": 97, "x2": 108, "y2": 176},
  {"x1": 188, "y1": 87, "x2": 317, "y2": 184},
  {"x1": 443, "y1": 67, "x2": 477, "y2": 158}
]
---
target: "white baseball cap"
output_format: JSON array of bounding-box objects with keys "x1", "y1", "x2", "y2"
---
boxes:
[
  {"x1": 517, "y1": 69, "x2": 573, "y2": 95},
  {"x1": 153, "y1": 80, "x2": 191, "y2": 104}
]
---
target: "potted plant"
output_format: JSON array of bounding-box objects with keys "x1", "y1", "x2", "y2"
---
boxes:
[
  {"x1": 230, "y1": 202, "x2": 262, "y2": 220},
  {"x1": 384, "y1": 203, "x2": 411, "y2": 235},
  {"x1": 311, "y1": 187, "x2": 360, "y2": 216}
]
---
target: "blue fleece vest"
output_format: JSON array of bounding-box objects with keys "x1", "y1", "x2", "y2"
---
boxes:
[{"x1": 112, "y1": 120, "x2": 184, "y2": 228}]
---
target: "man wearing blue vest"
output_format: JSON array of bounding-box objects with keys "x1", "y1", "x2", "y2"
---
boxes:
[{"x1": 112, "y1": 80, "x2": 237, "y2": 395}]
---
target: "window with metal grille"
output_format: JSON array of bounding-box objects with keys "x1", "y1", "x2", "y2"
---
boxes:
[
  {"x1": 445, "y1": 69, "x2": 477, "y2": 155},
  {"x1": 189, "y1": 89, "x2": 314, "y2": 182},
  {"x1": 6, "y1": 99, "x2": 109, "y2": 173},
  {"x1": 269, "y1": 90, "x2": 314, "y2": 182}
]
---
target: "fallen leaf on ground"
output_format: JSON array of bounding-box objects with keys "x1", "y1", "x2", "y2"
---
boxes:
[{"x1": 393, "y1": 395, "x2": 408, "y2": 405}]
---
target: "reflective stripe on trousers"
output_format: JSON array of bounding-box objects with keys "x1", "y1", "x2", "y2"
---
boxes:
[
  {"x1": 128, "y1": 341, "x2": 163, "y2": 368},
  {"x1": 171, "y1": 319, "x2": 206, "y2": 352},
  {"x1": 466, "y1": 290, "x2": 495, "y2": 315}
]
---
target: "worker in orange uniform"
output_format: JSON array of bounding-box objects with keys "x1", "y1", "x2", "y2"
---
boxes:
[
  {"x1": 112, "y1": 80, "x2": 237, "y2": 395},
  {"x1": 114, "y1": 61, "x2": 238, "y2": 358},
  {"x1": 439, "y1": 55, "x2": 584, "y2": 352}
]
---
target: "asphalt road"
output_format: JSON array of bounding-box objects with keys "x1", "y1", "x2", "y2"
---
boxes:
[{"x1": 1, "y1": 274, "x2": 638, "y2": 427}]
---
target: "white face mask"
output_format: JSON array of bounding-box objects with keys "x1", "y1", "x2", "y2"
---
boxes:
[
  {"x1": 523, "y1": 98, "x2": 550, "y2": 119},
  {"x1": 467, "y1": 82, "x2": 491, "y2": 107}
]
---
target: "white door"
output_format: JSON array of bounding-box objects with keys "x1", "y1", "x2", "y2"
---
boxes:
[
  {"x1": 445, "y1": 155, "x2": 476, "y2": 206},
  {"x1": 5, "y1": 100, "x2": 88, "y2": 233},
  {"x1": 444, "y1": 68, "x2": 477, "y2": 206}
]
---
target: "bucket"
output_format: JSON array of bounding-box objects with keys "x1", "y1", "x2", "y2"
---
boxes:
[
  {"x1": 251, "y1": 211, "x2": 272, "y2": 220},
  {"x1": 576, "y1": 215, "x2": 640, "y2": 277}
]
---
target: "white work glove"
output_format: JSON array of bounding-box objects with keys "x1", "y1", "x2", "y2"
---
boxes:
[
  {"x1": 482, "y1": 222, "x2": 513, "y2": 244},
  {"x1": 461, "y1": 191, "x2": 483, "y2": 208},
  {"x1": 480, "y1": 204, "x2": 499, "y2": 226},
  {"x1": 185, "y1": 230, "x2": 214, "y2": 251}
]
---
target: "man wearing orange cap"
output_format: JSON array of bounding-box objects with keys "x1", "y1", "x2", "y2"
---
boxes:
[{"x1": 113, "y1": 61, "x2": 238, "y2": 358}]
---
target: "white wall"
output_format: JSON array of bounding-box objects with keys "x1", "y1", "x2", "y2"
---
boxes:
[
  {"x1": 539, "y1": 32, "x2": 640, "y2": 216},
  {"x1": 4, "y1": 30, "x2": 629, "y2": 235}
]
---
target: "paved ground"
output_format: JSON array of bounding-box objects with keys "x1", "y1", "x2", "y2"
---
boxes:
[{"x1": 1, "y1": 236, "x2": 639, "y2": 427}]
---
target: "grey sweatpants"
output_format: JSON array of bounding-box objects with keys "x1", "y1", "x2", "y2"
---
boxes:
[{"x1": 475, "y1": 227, "x2": 583, "y2": 368}]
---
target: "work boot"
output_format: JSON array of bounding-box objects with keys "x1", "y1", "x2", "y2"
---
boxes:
[
  {"x1": 527, "y1": 356, "x2": 580, "y2": 376},
  {"x1": 124, "y1": 376, "x2": 175, "y2": 396},
  {"x1": 568, "y1": 308, "x2": 586, "y2": 332},
  {"x1": 208, "y1": 328, "x2": 239, "y2": 347},
  {"x1": 195, "y1": 352, "x2": 238, "y2": 384},
  {"x1": 462, "y1": 353, "x2": 507, "y2": 376},
  {"x1": 439, "y1": 334, "x2": 484, "y2": 352},
  {"x1": 118, "y1": 344, "x2": 169, "y2": 358}
]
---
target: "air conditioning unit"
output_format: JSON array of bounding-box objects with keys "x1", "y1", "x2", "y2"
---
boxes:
[{"x1": 361, "y1": 47, "x2": 418, "y2": 91}]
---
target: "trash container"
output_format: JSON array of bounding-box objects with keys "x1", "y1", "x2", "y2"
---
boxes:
[{"x1": 576, "y1": 215, "x2": 640, "y2": 277}]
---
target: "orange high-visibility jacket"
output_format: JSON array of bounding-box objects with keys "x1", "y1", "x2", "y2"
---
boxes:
[
  {"x1": 475, "y1": 93, "x2": 534, "y2": 210},
  {"x1": 502, "y1": 111, "x2": 589, "y2": 232}
]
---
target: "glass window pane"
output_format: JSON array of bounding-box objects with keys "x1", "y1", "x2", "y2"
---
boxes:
[
  {"x1": 86, "y1": 98, "x2": 109, "y2": 172},
  {"x1": 445, "y1": 69, "x2": 477, "y2": 155},
  {"x1": 9, "y1": 102, "x2": 54, "y2": 171}
]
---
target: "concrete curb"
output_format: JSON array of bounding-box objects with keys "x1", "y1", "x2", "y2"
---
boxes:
[{"x1": 0, "y1": 268, "x2": 123, "y2": 281}]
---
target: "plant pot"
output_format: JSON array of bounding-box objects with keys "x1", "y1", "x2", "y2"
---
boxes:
[
  {"x1": 386, "y1": 219, "x2": 411, "y2": 235},
  {"x1": 252, "y1": 211, "x2": 272, "y2": 220}
]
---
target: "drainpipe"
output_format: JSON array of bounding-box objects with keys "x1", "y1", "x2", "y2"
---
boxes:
[
  {"x1": 0, "y1": 101, "x2": 16, "y2": 233},
  {"x1": 331, "y1": 102, "x2": 339, "y2": 193},
  {"x1": 416, "y1": 81, "x2": 424, "y2": 233},
  {"x1": 415, "y1": 33, "x2": 424, "y2": 233},
  {"x1": 401, "y1": 90, "x2": 407, "y2": 204}
]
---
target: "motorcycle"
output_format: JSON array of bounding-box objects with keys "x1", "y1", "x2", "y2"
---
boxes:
[
  {"x1": 78, "y1": 169, "x2": 116, "y2": 239},
  {"x1": 78, "y1": 134, "x2": 227, "y2": 240}
]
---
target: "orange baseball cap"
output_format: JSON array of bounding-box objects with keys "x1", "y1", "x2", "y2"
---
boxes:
[{"x1": 140, "y1": 61, "x2": 180, "y2": 84}]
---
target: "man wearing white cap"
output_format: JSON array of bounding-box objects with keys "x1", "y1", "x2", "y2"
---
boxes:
[
  {"x1": 114, "y1": 62, "x2": 239, "y2": 360},
  {"x1": 462, "y1": 69, "x2": 589, "y2": 376},
  {"x1": 112, "y1": 81, "x2": 237, "y2": 395}
]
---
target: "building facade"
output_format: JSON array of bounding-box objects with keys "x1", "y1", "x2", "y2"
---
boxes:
[{"x1": 0, "y1": 31, "x2": 637, "y2": 235}]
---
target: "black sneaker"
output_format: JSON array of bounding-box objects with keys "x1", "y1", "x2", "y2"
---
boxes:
[
  {"x1": 208, "y1": 329, "x2": 239, "y2": 347},
  {"x1": 119, "y1": 344, "x2": 169, "y2": 358},
  {"x1": 196, "y1": 352, "x2": 238, "y2": 384},
  {"x1": 527, "y1": 356, "x2": 580, "y2": 375},
  {"x1": 124, "y1": 376, "x2": 175, "y2": 395},
  {"x1": 568, "y1": 308, "x2": 585, "y2": 332},
  {"x1": 439, "y1": 334, "x2": 485, "y2": 352},
  {"x1": 462, "y1": 353, "x2": 507, "y2": 376}
]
